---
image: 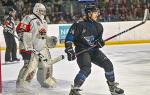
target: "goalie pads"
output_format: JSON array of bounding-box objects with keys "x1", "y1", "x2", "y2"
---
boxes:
[
  {"x1": 22, "y1": 32, "x2": 33, "y2": 51},
  {"x1": 37, "y1": 48, "x2": 56, "y2": 88},
  {"x1": 46, "y1": 36, "x2": 58, "y2": 48}
]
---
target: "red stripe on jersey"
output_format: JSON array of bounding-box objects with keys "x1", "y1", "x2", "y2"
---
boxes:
[
  {"x1": 4, "y1": 21, "x2": 11, "y2": 26},
  {"x1": 39, "y1": 28, "x2": 46, "y2": 33},
  {"x1": 20, "y1": 49, "x2": 32, "y2": 55},
  {"x1": 16, "y1": 23, "x2": 31, "y2": 32}
]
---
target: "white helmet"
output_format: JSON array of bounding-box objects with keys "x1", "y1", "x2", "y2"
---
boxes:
[{"x1": 33, "y1": 3, "x2": 46, "y2": 19}]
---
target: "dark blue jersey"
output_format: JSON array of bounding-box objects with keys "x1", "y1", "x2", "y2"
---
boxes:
[{"x1": 65, "y1": 19, "x2": 104, "y2": 52}]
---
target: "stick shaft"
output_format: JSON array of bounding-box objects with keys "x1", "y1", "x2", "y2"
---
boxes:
[{"x1": 104, "y1": 22, "x2": 144, "y2": 41}]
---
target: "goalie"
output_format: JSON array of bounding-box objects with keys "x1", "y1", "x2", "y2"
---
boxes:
[{"x1": 16, "y1": 3, "x2": 57, "y2": 88}]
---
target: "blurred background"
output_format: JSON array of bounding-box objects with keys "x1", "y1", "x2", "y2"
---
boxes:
[{"x1": 0, "y1": 0, "x2": 150, "y2": 24}]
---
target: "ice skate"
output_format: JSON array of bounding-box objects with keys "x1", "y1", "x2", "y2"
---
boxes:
[
  {"x1": 107, "y1": 81, "x2": 125, "y2": 95},
  {"x1": 4, "y1": 61, "x2": 13, "y2": 64},
  {"x1": 69, "y1": 85, "x2": 82, "y2": 95},
  {"x1": 12, "y1": 58, "x2": 20, "y2": 63}
]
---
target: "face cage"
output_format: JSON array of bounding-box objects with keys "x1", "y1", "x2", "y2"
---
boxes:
[{"x1": 39, "y1": 9, "x2": 46, "y2": 16}]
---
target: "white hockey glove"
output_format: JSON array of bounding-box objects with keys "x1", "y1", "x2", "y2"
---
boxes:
[{"x1": 46, "y1": 36, "x2": 58, "y2": 48}]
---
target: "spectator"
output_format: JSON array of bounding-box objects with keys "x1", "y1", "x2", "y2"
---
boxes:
[
  {"x1": 64, "y1": 12, "x2": 72, "y2": 23},
  {"x1": 1, "y1": 0, "x2": 8, "y2": 6},
  {"x1": 0, "y1": 1, "x2": 5, "y2": 17},
  {"x1": 0, "y1": 0, "x2": 149, "y2": 23},
  {"x1": 57, "y1": 16, "x2": 67, "y2": 24},
  {"x1": 126, "y1": 10, "x2": 134, "y2": 21},
  {"x1": 134, "y1": 3, "x2": 143, "y2": 20},
  {"x1": 15, "y1": 0, "x2": 24, "y2": 11}
]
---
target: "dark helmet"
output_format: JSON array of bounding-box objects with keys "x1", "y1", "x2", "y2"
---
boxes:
[
  {"x1": 84, "y1": 5, "x2": 99, "y2": 15},
  {"x1": 5, "y1": 7, "x2": 16, "y2": 15},
  {"x1": 8, "y1": 8, "x2": 16, "y2": 14}
]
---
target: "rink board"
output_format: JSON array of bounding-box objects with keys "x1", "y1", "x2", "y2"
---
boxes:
[{"x1": 0, "y1": 21, "x2": 150, "y2": 48}]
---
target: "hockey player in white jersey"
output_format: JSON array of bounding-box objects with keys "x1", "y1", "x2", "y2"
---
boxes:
[{"x1": 16, "y1": 3, "x2": 57, "y2": 88}]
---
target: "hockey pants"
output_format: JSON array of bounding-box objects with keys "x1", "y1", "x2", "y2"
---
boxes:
[{"x1": 74, "y1": 49, "x2": 115, "y2": 87}]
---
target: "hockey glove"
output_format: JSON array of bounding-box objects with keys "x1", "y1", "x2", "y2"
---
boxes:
[
  {"x1": 46, "y1": 36, "x2": 58, "y2": 48},
  {"x1": 65, "y1": 48, "x2": 76, "y2": 61},
  {"x1": 95, "y1": 39, "x2": 105, "y2": 48}
]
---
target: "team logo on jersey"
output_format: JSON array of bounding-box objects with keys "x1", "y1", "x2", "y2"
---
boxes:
[{"x1": 84, "y1": 35, "x2": 95, "y2": 46}]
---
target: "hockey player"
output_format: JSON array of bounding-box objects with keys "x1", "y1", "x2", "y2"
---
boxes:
[
  {"x1": 3, "y1": 8, "x2": 20, "y2": 64},
  {"x1": 16, "y1": 3, "x2": 58, "y2": 89},
  {"x1": 65, "y1": 5, "x2": 125, "y2": 95}
]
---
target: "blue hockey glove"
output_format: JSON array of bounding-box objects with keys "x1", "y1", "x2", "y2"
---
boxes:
[
  {"x1": 65, "y1": 48, "x2": 76, "y2": 61},
  {"x1": 95, "y1": 39, "x2": 105, "y2": 48}
]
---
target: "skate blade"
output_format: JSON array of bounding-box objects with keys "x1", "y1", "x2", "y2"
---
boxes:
[{"x1": 111, "y1": 92, "x2": 125, "y2": 95}]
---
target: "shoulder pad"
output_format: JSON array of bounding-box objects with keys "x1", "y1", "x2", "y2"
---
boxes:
[
  {"x1": 76, "y1": 20, "x2": 84, "y2": 23},
  {"x1": 26, "y1": 14, "x2": 37, "y2": 20},
  {"x1": 22, "y1": 15, "x2": 37, "y2": 24}
]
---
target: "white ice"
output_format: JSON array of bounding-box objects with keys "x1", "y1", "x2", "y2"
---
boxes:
[{"x1": 2, "y1": 44, "x2": 150, "y2": 95}]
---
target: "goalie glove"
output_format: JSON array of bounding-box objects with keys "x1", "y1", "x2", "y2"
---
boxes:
[{"x1": 46, "y1": 36, "x2": 58, "y2": 48}]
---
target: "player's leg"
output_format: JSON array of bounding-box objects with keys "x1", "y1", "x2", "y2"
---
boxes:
[
  {"x1": 36, "y1": 49, "x2": 56, "y2": 88},
  {"x1": 37, "y1": 62, "x2": 56, "y2": 88},
  {"x1": 11, "y1": 36, "x2": 20, "y2": 62},
  {"x1": 69, "y1": 52, "x2": 92, "y2": 95},
  {"x1": 3, "y1": 31, "x2": 12, "y2": 62},
  {"x1": 92, "y1": 50, "x2": 124, "y2": 95},
  {"x1": 16, "y1": 53, "x2": 38, "y2": 88}
]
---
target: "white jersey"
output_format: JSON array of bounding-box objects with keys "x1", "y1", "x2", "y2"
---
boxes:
[{"x1": 16, "y1": 14, "x2": 48, "y2": 51}]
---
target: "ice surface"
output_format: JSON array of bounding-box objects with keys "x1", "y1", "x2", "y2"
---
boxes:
[{"x1": 2, "y1": 44, "x2": 150, "y2": 95}]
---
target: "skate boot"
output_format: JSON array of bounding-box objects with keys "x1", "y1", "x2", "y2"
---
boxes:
[
  {"x1": 107, "y1": 81, "x2": 125, "y2": 95},
  {"x1": 69, "y1": 85, "x2": 82, "y2": 95}
]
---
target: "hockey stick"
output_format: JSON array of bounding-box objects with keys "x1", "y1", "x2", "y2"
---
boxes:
[
  {"x1": 76, "y1": 9, "x2": 149, "y2": 56},
  {"x1": 7, "y1": 31, "x2": 64, "y2": 65}
]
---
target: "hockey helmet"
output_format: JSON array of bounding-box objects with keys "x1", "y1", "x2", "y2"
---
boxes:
[
  {"x1": 5, "y1": 7, "x2": 16, "y2": 15},
  {"x1": 84, "y1": 5, "x2": 99, "y2": 15},
  {"x1": 33, "y1": 3, "x2": 46, "y2": 19}
]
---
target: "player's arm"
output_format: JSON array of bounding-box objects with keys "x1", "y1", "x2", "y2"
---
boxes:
[
  {"x1": 3, "y1": 17, "x2": 15, "y2": 32},
  {"x1": 16, "y1": 15, "x2": 34, "y2": 59},
  {"x1": 65, "y1": 23, "x2": 78, "y2": 61},
  {"x1": 94, "y1": 23, "x2": 105, "y2": 48},
  {"x1": 44, "y1": 21, "x2": 58, "y2": 48},
  {"x1": 5, "y1": 17, "x2": 13, "y2": 29}
]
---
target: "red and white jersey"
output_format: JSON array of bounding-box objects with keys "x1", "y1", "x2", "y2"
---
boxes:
[{"x1": 16, "y1": 14, "x2": 48, "y2": 52}]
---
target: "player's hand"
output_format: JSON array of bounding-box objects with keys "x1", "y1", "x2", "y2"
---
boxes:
[
  {"x1": 13, "y1": 28, "x2": 16, "y2": 32},
  {"x1": 65, "y1": 48, "x2": 76, "y2": 61},
  {"x1": 95, "y1": 39, "x2": 105, "y2": 48}
]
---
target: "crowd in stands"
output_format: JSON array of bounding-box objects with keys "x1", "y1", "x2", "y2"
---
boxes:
[{"x1": 0, "y1": 0, "x2": 150, "y2": 24}]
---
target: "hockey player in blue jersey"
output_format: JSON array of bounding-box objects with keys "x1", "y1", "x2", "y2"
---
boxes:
[{"x1": 64, "y1": 5, "x2": 125, "y2": 95}]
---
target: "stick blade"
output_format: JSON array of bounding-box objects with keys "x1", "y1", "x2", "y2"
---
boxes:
[{"x1": 143, "y1": 8, "x2": 149, "y2": 23}]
